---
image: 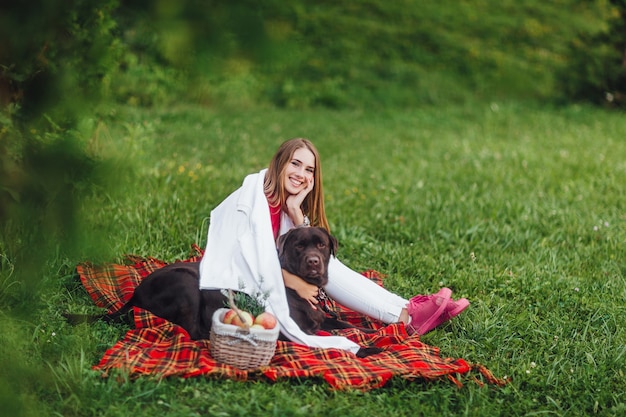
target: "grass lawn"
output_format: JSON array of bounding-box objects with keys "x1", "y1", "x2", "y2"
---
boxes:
[{"x1": 2, "y1": 101, "x2": 625, "y2": 416}]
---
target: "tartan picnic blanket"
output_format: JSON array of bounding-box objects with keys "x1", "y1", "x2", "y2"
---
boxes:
[{"x1": 76, "y1": 245, "x2": 506, "y2": 391}]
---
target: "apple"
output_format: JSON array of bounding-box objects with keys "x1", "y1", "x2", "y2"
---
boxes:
[
  {"x1": 254, "y1": 311, "x2": 277, "y2": 330},
  {"x1": 230, "y1": 310, "x2": 254, "y2": 328},
  {"x1": 250, "y1": 324, "x2": 265, "y2": 330},
  {"x1": 222, "y1": 309, "x2": 238, "y2": 325}
]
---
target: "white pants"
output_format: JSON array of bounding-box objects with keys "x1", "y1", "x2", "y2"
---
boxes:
[{"x1": 325, "y1": 257, "x2": 408, "y2": 324}]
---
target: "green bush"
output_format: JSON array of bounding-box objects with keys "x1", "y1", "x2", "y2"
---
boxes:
[
  {"x1": 3, "y1": 0, "x2": 624, "y2": 113},
  {"x1": 559, "y1": 0, "x2": 626, "y2": 105},
  {"x1": 45, "y1": 0, "x2": 618, "y2": 109}
]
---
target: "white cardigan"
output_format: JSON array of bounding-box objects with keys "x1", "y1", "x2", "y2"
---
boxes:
[{"x1": 199, "y1": 169, "x2": 360, "y2": 353}]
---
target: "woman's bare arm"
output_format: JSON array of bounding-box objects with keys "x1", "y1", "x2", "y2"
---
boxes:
[{"x1": 282, "y1": 268, "x2": 319, "y2": 308}]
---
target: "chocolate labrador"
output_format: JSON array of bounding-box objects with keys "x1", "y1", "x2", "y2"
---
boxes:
[
  {"x1": 276, "y1": 226, "x2": 374, "y2": 335},
  {"x1": 104, "y1": 227, "x2": 380, "y2": 356}
]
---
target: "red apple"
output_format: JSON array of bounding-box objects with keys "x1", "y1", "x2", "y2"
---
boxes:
[
  {"x1": 254, "y1": 311, "x2": 277, "y2": 330},
  {"x1": 222, "y1": 309, "x2": 238, "y2": 325},
  {"x1": 230, "y1": 310, "x2": 254, "y2": 328}
]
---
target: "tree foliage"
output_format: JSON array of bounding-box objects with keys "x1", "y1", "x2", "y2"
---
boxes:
[
  {"x1": 1, "y1": 0, "x2": 122, "y2": 308},
  {"x1": 2, "y1": 0, "x2": 625, "y2": 114},
  {"x1": 89, "y1": 0, "x2": 622, "y2": 108},
  {"x1": 559, "y1": 0, "x2": 626, "y2": 104}
]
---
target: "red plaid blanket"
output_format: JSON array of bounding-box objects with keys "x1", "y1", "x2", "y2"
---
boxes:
[{"x1": 76, "y1": 246, "x2": 505, "y2": 390}]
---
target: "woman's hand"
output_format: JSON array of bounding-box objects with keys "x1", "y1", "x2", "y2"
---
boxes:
[
  {"x1": 285, "y1": 177, "x2": 314, "y2": 226},
  {"x1": 282, "y1": 268, "x2": 319, "y2": 309}
]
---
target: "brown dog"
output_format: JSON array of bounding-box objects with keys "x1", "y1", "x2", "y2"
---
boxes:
[
  {"x1": 277, "y1": 226, "x2": 336, "y2": 334},
  {"x1": 104, "y1": 227, "x2": 379, "y2": 356},
  {"x1": 276, "y1": 226, "x2": 373, "y2": 335}
]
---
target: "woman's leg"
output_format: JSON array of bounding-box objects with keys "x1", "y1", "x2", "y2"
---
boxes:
[
  {"x1": 325, "y1": 257, "x2": 408, "y2": 324},
  {"x1": 325, "y1": 257, "x2": 469, "y2": 335}
]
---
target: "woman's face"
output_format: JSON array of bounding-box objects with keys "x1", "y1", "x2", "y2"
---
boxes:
[{"x1": 283, "y1": 147, "x2": 315, "y2": 195}]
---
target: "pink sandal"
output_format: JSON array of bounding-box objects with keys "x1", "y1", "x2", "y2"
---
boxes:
[{"x1": 406, "y1": 287, "x2": 452, "y2": 335}]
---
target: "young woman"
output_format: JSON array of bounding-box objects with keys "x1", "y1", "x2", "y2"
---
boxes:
[{"x1": 199, "y1": 138, "x2": 468, "y2": 353}]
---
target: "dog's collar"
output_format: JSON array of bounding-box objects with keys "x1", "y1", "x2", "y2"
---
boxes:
[
  {"x1": 316, "y1": 288, "x2": 332, "y2": 314},
  {"x1": 316, "y1": 287, "x2": 328, "y2": 302}
]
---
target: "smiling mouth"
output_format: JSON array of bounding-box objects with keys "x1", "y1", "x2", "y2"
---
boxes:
[{"x1": 289, "y1": 177, "x2": 304, "y2": 187}]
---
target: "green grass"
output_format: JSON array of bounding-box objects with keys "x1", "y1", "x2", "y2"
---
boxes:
[{"x1": 2, "y1": 101, "x2": 625, "y2": 416}]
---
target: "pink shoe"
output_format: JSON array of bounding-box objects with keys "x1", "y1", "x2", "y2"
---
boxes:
[
  {"x1": 445, "y1": 297, "x2": 469, "y2": 319},
  {"x1": 406, "y1": 287, "x2": 452, "y2": 335}
]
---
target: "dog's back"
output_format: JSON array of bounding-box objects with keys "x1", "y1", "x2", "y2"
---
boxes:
[{"x1": 106, "y1": 262, "x2": 226, "y2": 339}]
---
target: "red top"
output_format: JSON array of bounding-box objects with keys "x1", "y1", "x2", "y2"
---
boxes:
[{"x1": 269, "y1": 202, "x2": 281, "y2": 240}]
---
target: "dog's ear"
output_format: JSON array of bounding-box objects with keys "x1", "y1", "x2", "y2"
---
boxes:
[
  {"x1": 329, "y1": 234, "x2": 338, "y2": 256},
  {"x1": 325, "y1": 230, "x2": 338, "y2": 256},
  {"x1": 276, "y1": 231, "x2": 289, "y2": 257}
]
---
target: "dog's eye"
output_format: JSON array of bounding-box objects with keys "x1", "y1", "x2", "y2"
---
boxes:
[{"x1": 317, "y1": 243, "x2": 326, "y2": 249}]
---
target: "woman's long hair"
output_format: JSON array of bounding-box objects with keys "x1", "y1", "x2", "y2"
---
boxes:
[{"x1": 264, "y1": 138, "x2": 330, "y2": 231}]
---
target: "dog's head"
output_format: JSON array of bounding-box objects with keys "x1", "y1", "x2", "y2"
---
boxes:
[{"x1": 277, "y1": 227, "x2": 337, "y2": 287}]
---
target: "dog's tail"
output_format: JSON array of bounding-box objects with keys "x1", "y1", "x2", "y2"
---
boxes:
[
  {"x1": 101, "y1": 300, "x2": 134, "y2": 324},
  {"x1": 62, "y1": 298, "x2": 135, "y2": 326},
  {"x1": 61, "y1": 312, "x2": 102, "y2": 325}
]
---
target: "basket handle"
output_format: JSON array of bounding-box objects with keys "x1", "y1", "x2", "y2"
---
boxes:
[{"x1": 226, "y1": 289, "x2": 251, "y2": 331}]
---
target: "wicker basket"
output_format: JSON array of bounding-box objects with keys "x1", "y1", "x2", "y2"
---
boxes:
[{"x1": 209, "y1": 308, "x2": 280, "y2": 370}]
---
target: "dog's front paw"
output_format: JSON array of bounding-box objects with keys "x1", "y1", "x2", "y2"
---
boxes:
[{"x1": 355, "y1": 346, "x2": 383, "y2": 358}]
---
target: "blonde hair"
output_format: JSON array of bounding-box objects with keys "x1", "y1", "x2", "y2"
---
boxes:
[{"x1": 264, "y1": 138, "x2": 330, "y2": 231}]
